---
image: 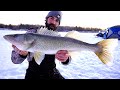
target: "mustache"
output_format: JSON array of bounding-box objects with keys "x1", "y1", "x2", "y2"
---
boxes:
[{"x1": 48, "y1": 24, "x2": 56, "y2": 27}]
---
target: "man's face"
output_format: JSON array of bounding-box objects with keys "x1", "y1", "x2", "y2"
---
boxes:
[{"x1": 46, "y1": 16, "x2": 60, "y2": 31}]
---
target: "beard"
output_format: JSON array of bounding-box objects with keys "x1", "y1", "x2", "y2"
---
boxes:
[{"x1": 45, "y1": 23, "x2": 57, "y2": 31}]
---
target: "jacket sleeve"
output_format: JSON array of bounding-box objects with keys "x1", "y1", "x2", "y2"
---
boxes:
[
  {"x1": 61, "y1": 56, "x2": 72, "y2": 65},
  {"x1": 11, "y1": 50, "x2": 27, "y2": 64}
]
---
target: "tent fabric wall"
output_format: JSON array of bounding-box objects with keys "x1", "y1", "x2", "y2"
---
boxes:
[{"x1": 103, "y1": 25, "x2": 120, "y2": 40}]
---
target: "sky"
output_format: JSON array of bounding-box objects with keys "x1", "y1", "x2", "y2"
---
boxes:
[
  {"x1": 0, "y1": 11, "x2": 120, "y2": 29},
  {"x1": 0, "y1": 30, "x2": 120, "y2": 79}
]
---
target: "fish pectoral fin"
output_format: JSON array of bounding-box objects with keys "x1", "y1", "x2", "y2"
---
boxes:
[
  {"x1": 24, "y1": 39, "x2": 35, "y2": 50},
  {"x1": 34, "y1": 51, "x2": 45, "y2": 65},
  {"x1": 95, "y1": 39, "x2": 118, "y2": 66}
]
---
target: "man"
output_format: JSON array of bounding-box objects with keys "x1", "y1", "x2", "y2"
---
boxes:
[{"x1": 11, "y1": 11, "x2": 71, "y2": 79}]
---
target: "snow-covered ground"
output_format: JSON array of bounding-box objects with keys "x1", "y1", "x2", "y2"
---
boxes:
[{"x1": 0, "y1": 29, "x2": 120, "y2": 79}]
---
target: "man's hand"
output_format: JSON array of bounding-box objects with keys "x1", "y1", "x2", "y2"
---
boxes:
[
  {"x1": 55, "y1": 50, "x2": 70, "y2": 62},
  {"x1": 12, "y1": 45, "x2": 28, "y2": 56}
]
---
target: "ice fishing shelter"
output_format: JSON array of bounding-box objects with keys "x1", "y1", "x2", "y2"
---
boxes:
[{"x1": 103, "y1": 25, "x2": 120, "y2": 40}]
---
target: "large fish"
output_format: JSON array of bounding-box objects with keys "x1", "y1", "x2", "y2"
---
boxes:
[{"x1": 3, "y1": 29, "x2": 118, "y2": 66}]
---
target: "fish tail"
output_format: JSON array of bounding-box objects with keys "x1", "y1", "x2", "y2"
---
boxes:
[{"x1": 95, "y1": 39, "x2": 118, "y2": 66}]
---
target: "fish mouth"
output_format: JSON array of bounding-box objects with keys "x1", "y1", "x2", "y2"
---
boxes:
[
  {"x1": 3, "y1": 35, "x2": 10, "y2": 40},
  {"x1": 3, "y1": 35, "x2": 14, "y2": 42}
]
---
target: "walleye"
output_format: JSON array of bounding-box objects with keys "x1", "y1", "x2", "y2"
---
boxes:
[{"x1": 3, "y1": 30, "x2": 118, "y2": 66}]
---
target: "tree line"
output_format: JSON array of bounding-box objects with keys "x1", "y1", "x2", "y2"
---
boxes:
[{"x1": 0, "y1": 23, "x2": 102, "y2": 32}]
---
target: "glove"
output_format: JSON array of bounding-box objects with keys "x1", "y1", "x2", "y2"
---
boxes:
[{"x1": 55, "y1": 50, "x2": 70, "y2": 62}]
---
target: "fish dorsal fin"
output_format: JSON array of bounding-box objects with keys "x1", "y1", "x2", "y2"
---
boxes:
[
  {"x1": 64, "y1": 30, "x2": 81, "y2": 40},
  {"x1": 37, "y1": 27, "x2": 61, "y2": 37}
]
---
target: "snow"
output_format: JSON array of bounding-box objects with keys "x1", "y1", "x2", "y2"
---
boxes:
[{"x1": 0, "y1": 29, "x2": 120, "y2": 79}]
